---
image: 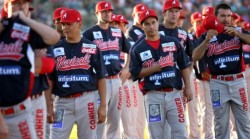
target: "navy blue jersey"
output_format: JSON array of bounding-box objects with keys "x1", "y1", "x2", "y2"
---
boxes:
[
  {"x1": 126, "y1": 25, "x2": 144, "y2": 42},
  {"x1": 130, "y1": 35, "x2": 190, "y2": 91},
  {"x1": 243, "y1": 45, "x2": 250, "y2": 64},
  {"x1": 51, "y1": 38, "x2": 106, "y2": 97},
  {"x1": 0, "y1": 16, "x2": 48, "y2": 106},
  {"x1": 196, "y1": 27, "x2": 248, "y2": 75},
  {"x1": 83, "y1": 25, "x2": 131, "y2": 76},
  {"x1": 158, "y1": 25, "x2": 194, "y2": 58}
]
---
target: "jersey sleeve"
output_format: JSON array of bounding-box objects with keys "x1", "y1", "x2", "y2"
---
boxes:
[
  {"x1": 176, "y1": 39, "x2": 190, "y2": 70},
  {"x1": 129, "y1": 46, "x2": 142, "y2": 81},
  {"x1": 29, "y1": 30, "x2": 49, "y2": 49},
  {"x1": 93, "y1": 47, "x2": 107, "y2": 79}
]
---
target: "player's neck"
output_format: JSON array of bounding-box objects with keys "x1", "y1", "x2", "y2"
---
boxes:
[
  {"x1": 97, "y1": 22, "x2": 109, "y2": 30},
  {"x1": 163, "y1": 20, "x2": 177, "y2": 29},
  {"x1": 66, "y1": 35, "x2": 81, "y2": 43},
  {"x1": 146, "y1": 34, "x2": 160, "y2": 41}
]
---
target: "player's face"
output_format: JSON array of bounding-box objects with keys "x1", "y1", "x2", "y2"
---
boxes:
[
  {"x1": 134, "y1": 12, "x2": 141, "y2": 24},
  {"x1": 110, "y1": 21, "x2": 119, "y2": 28},
  {"x1": 61, "y1": 22, "x2": 81, "y2": 39},
  {"x1": 163, "y1": 8, "x2": 180, "y2": 24},
  {"x1": 97, "y1": 10, "x2": 112, "y2": 23},
  {"x1": 177, "y1": 18, "x2": 184, "y2": 27},
  {"x1": 217, "y1": 9, "x2": 232, "y2": 26},
  {"x1": 142, "y1": 17, "x2": 159, "y2": 38},
  {"x1": 54, "y1": 18, "x2": 64, "y2": 35},
  {"x1": 193, "y1": 20, "x2": 202, "y2": 31},
  {"x1": 7, "y1": 0, "x2": 29, "y2": 18},
  {"x1": 118, "y1": 23, "x2": 127, "y2": 33}
]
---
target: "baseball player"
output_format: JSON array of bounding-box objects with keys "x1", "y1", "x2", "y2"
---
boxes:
[
  {"x1": 190, "y1": 11, "x2": 214, "y2": 139},
  {"x1": 48, "y1": 9, "x2": 107, "y2": 139},
  {"x1": 125, "y1": 4, "x2": 148, "y2": 139},
  {"x1": 0, "y1": 0, "x2": 60, "y2": 138},
  {"x1": 130, "y1": 9, "x2": 192, "y2": 139},
  {"x1": 193, "y1": 3, "x2": 250, "y2": 139},
  {"x1": 177, "y1": 12, "x2": 185, "y2": 27},
  {"x1": 82, "y1": 1, "x2": 131, "y2": 139},
  {"x1": 202, "y1": 6, "x2": 214, "y2": 19},
  {"x1": 126, "y1": 3, "x2": 148, "y2": 43},
  {"x1": 52, "y1": 7, "x2": 68, "y2": 38},
  {"x1": 159, "y1": 0, "x2": 197, "y2": 138}
]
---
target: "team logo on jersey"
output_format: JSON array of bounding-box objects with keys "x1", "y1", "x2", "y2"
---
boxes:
[
  {"x1": 0, "y1": 66, "x2": 21, "y2": 75},
  {"x1": 93, "y1": 38, "x2": 119, "y2": 51},
  {"x1": 148, "y1": 104, "x2": 161, "y2": 122},
  {"x1": 159, "y1": 31, "x2": 165, "y2": 36},
  {"x1": 0, "y1": 40, "x2": 24, "y2": 61},
  {"x1": 11, "y1": 23, "x2": 30, "y2": 41},
  {"x1": 56, "y1": 54, "x2": 91, "y2": 71},
  {"x1": 207, "y1": 37, "x2": 240, "y2": 57},
  {"x1": 54, "y1": 47, "x2": 65, "y2": 57},
  {"x1": 93, "y1": 31, "x2": 103, "y2": 39},
  {"x1": 162, "y1": 42, "x2": 177, "y2": 52},
  {"x1": 140, "y1": 50, "x2": 152, "y2": 61},
  {"x1": 134, "y1": 29, "x2": 143, "y2": 36},
  {"x1": 158, "y1": 53, "x2": 175, "y2": 67},
  {"x1": 178, "y1": 29, "x2": 187, "y2": 41},
  {"x1": 209, "y1": 36, "x2": 217, "y2": 43},
  {"x1": 81, "y1": 43, "x2": 97, "y2": 54},
  {"x1": 103, "y1": 54, "x2": 119, "y2": 65},
  {"x1": 111, "y1": 28, "x2": 122, "y2": 37},
  {"x1": 214, "y1": 55, "x2": 240, "y2": 68}
]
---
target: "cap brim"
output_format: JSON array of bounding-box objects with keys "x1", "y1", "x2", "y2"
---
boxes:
[{"x1": 96, "y1": 8, "x2": 114, "y2": 13}]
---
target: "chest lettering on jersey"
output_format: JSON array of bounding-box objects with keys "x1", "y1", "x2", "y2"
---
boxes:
[
  {"x1": 56, "y1": 54, "x2": 91, "y2": 71},
  {"x1": 214, "y1": 55, "x2": 240, "y2": 68},
  {"x1": 162, "y1": 42, "x2": 177, "y2": 52},
  {"x1": 103, "y1": 54, "x2": 119, "y2": 65},
  {"x1": 142, "y1": 53, "x2": 174, "y2": 68},
  {"x1": 0, "y1": 40, "x2": 24, "y2": 61},
  {"x1": 178, "y1": 29, "x2": 187, "y2": 41},
  {"x1": 81, "y1": 43, "x2": 97, "y2": 54},
  {"x1": 93, "y1": 38, "x2": 119, "y2": 51},
  {"x1": 207, "y1": 37, "x2": 240, "y2": 57},
  {"x1": 149, "y1": 70, "x2": 176, "y2": 85},
  {"x1": 11, "y1": 23, "x2": 30, "y2": 42}
]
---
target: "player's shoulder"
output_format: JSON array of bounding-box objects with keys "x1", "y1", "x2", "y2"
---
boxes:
[
  {"x1": 83, "y1": 25, "x2": 98, "y2": 33},
  {"x1": 53, "y1": 38, "x2": 66, "y2": 48},
  {"x1": 81, "y1": 37, "x2": 96, "y2": 45}
]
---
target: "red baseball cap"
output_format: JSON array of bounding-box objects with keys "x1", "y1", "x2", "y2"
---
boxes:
[
  {"x1": 4, "y1": 0, "x2": 32, "y2": 2},
  {"x1": 111, "y1": 14, "x2": 119, "y2": 22},
  {"x1": 179, "y1": 12, "x2": 185, "y2": 19},
  {"x1": 95, "y1": 1, "x2": 114, "y2": 13},
  {"x1": 191, "y1": 12, "x2": 202, "y2": 23},
  {"x1": 196, "y1": 25, "x2": 206, "y2": 38},
  {"x1": 1, "y1": 8, "x2": 7, "y2": 19},
  {"x1": 60, "y1": 9, "x2": 82, "y2": 23},
  {"x1": 117, "y1": 15, "x2": 129, "y2": 24},
  {"x1": 243, "y1": 22, "x2": 250, "y2": 30},
  {"x1": 139, "y1": 9, "x2": 158, "y2": 25},
  {"x1": 202, "y1": 6, "x2": 214, "y2": 16},
  {"x1": 53, "y1": 7, "x2": 68, "y2": 20},
  {"x1": 231, "y1": 13, "x2": 239, "y2": 20},
  {"x1": 132, "y1": 3, "x2": 148, "y2": 16},
  {"x1": 163, "y1": 0, "x2": 182, "y2": 11},
  {"x1": 236, "y1": 16, "x2": 244, "y2": 23},
  {"x1": 202, "y1": 15, "x2": 224, "y2": 34}
]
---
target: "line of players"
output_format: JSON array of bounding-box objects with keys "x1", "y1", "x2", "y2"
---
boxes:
[{"x1": 1, "y1": 0, "x2": 250, "y2": 139}]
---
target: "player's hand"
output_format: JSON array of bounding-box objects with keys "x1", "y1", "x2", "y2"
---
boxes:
[
  {"x1": 205, "y1": 29, "x2": 218, "y2": 42},
  {"x1": 224, "y1": 26, "x2": 239, "y2": 36},
  {"x1": 0, "y1": 116, "x2": 9, "y2": 139},
  {"x1": 97, "y1": 105, "x2": 106, "y2": 124},
  {"x1": 47, "y1": 104, "x2": 55, "y2": 124},
  {"x1": 120, "y1": 67, "x2": 131, "y2": 84},
  {"x1": 183, "y1": 86, "x2": 193, "y2": 102}
]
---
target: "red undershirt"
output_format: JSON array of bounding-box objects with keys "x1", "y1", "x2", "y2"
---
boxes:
[{"x1": 146, "y1": 39, "x2": 160, "y2": 49}]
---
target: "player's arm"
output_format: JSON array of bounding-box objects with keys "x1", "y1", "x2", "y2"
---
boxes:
[
  {"x1": 0, "y1": 112, "x2": 8, "y2": 139},
  {"x1": 181, "y1": 68, "x2": 193, "y2": 102},
  {"x1": 97, "y1": 78, "x2": 106, "y2": 124},
  {"x1": 224, "y1": 27, "x2": 250, "y2": 45},
  {"x1": 192, "y1": 29, "x2": 218, "y2": 61},
  {"x1": 18, "y1": 12, "x2": 60, "y2": 45},
  {"x1": 120, "y1": 53, "x2": 131, "y2": 84},
  {"x1": 44, "y1": 79, "x2": 55, "y2": 124},
  {"x1": 138, "y1": 65, "x2": 161, "y2": 78}
]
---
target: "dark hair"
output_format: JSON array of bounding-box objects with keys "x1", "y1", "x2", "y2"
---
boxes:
[{"x1": 215, "y1": 3, "x2": 231, "y2": 15}]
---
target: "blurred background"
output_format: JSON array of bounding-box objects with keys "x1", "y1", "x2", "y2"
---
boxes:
[{"x1": 1, "y1": 0, "x2": 250, "y2": 31}]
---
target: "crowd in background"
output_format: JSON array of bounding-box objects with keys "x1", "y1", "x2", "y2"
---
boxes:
[{"x1": 21, "y1": 0, "x2": 250, "y2": 31}]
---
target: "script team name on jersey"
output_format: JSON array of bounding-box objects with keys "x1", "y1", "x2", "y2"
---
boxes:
[{"x1": 0, "y1": 39, "x2": 24, "y2": 61}]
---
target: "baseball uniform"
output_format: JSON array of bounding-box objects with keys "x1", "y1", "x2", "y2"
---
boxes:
[
  {"x1": 130, "y1": 34, "x2": 190, "y2": 139},
  {"x1": 195, "y1": 26, "x2": 250, "y2": 139},
  {"x1": 50, "y1": 36, "x2": 106, "y2": 139},
  {"x1": 83, "y1": 24, "x2": 131, "y2": 139},
  {"x1": 0, "y1": 16, "x2": 49, "y2": 139}
]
